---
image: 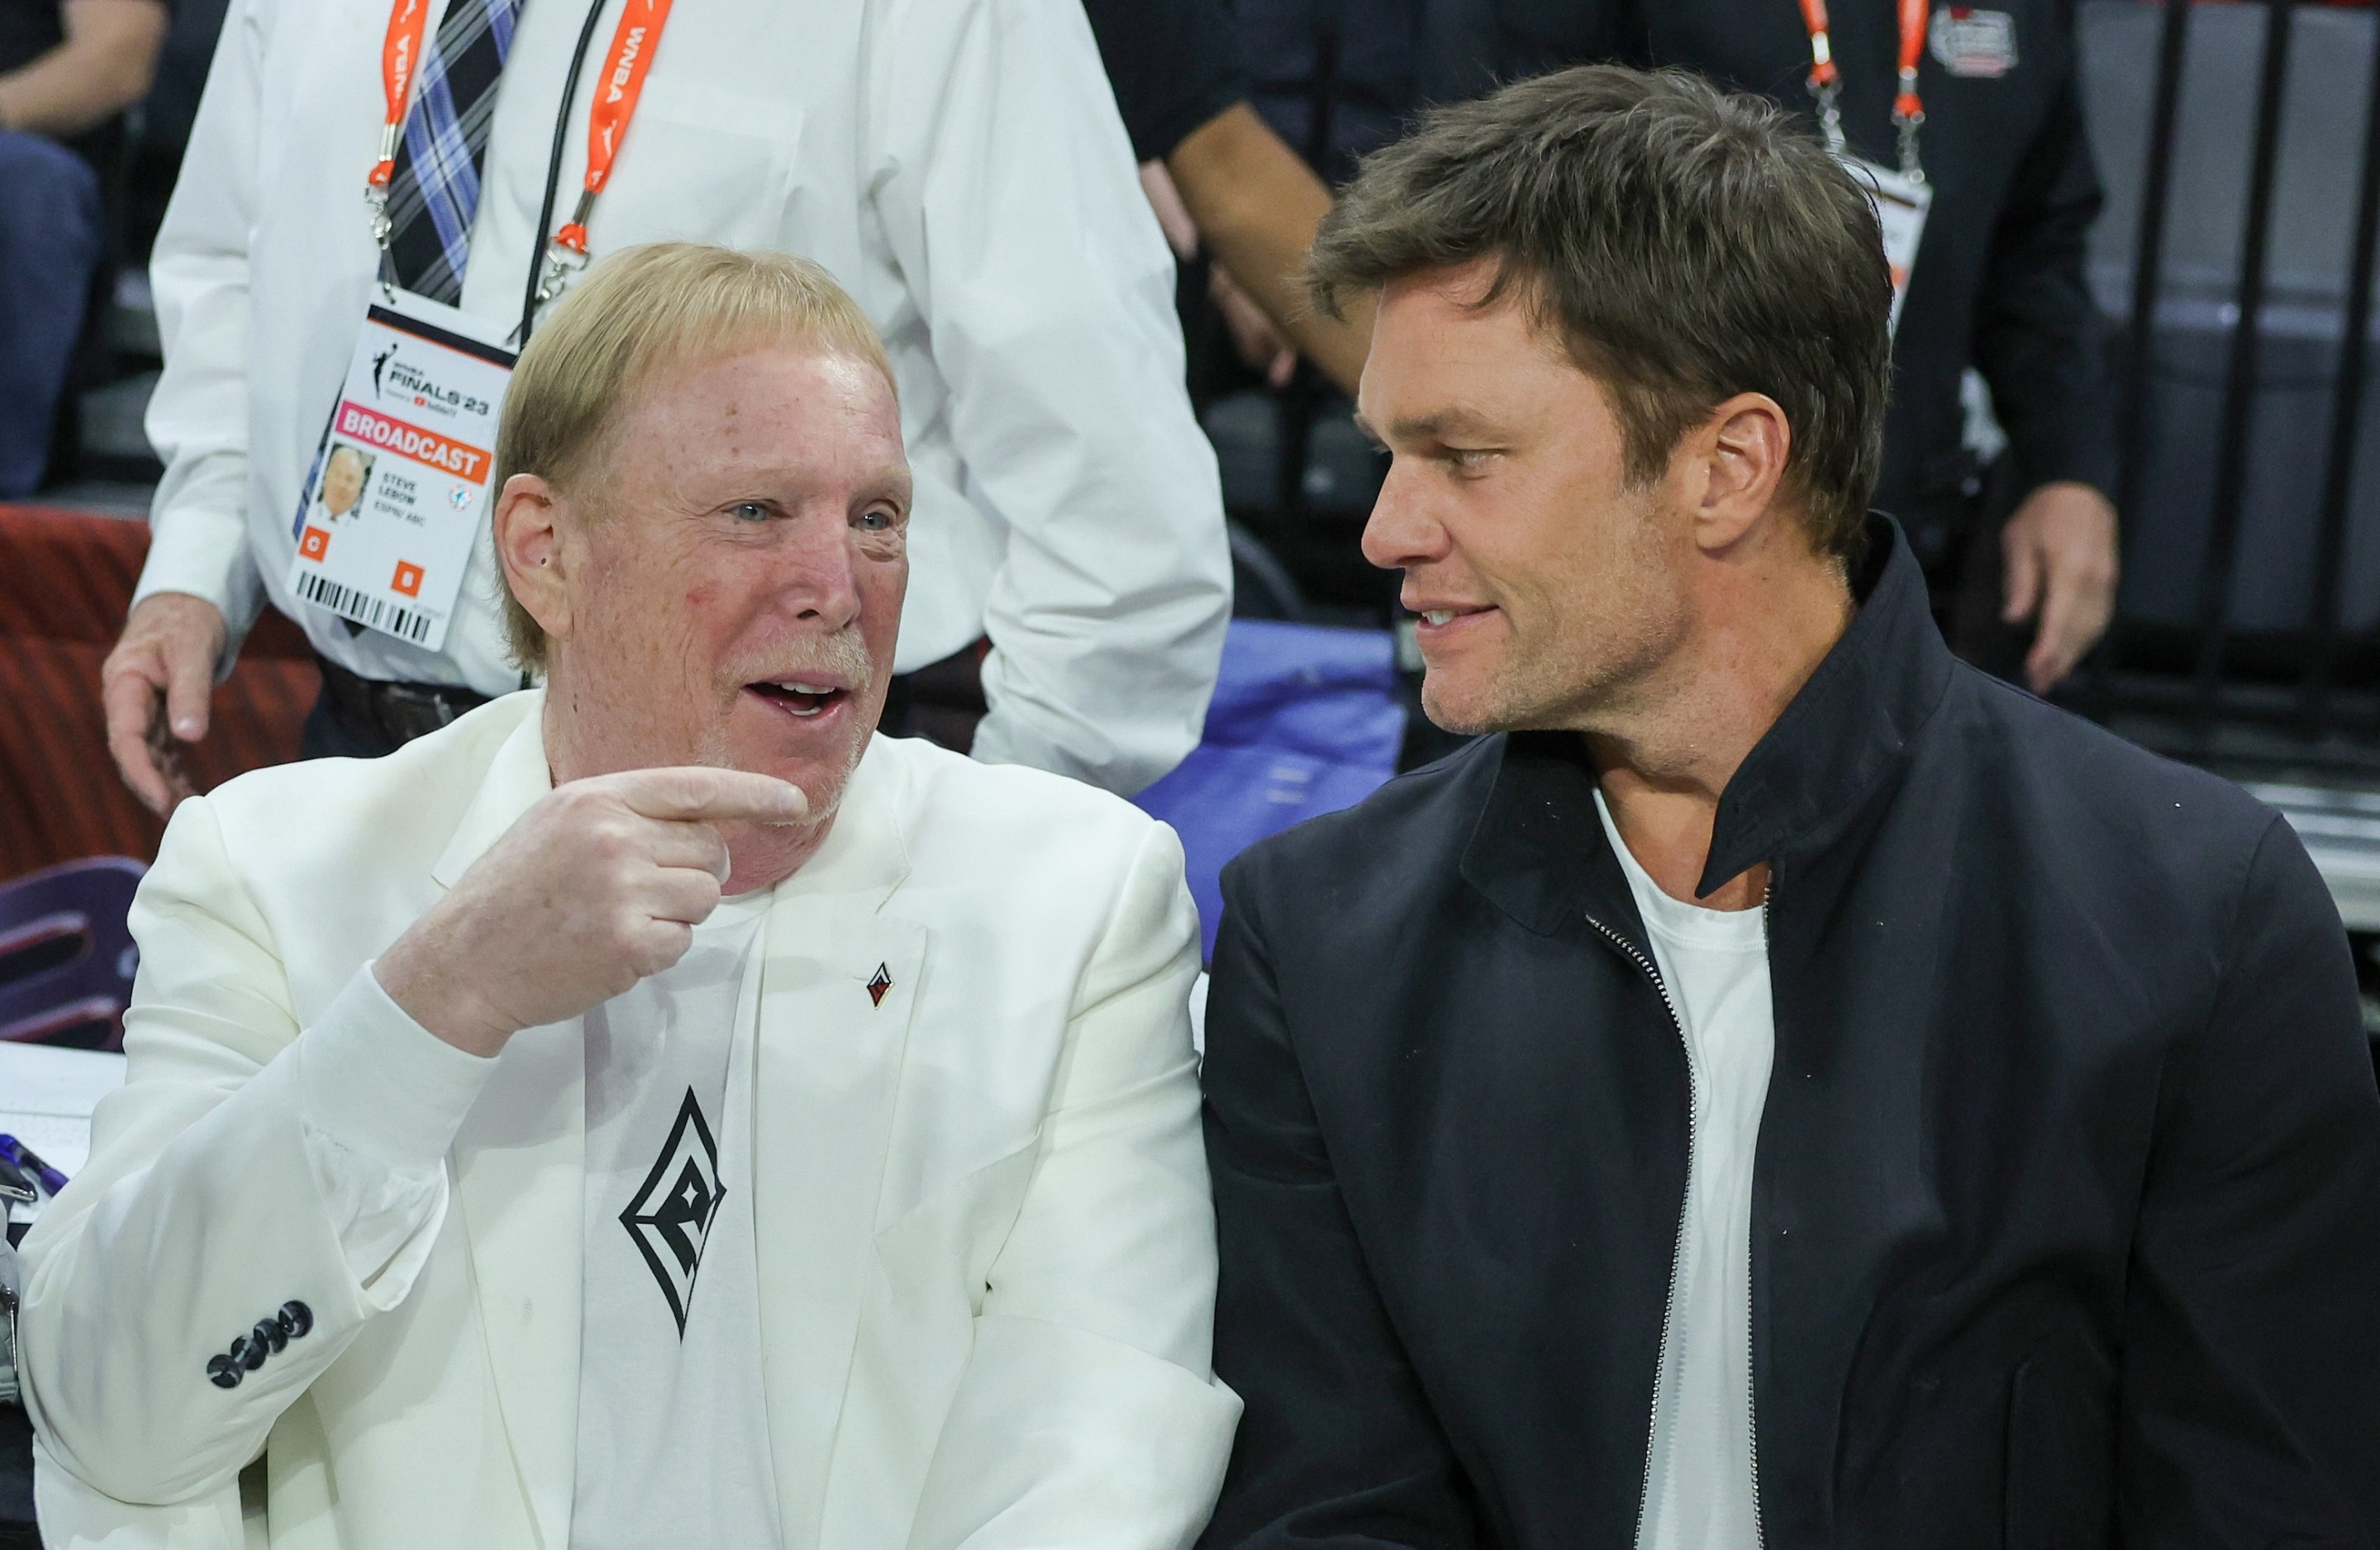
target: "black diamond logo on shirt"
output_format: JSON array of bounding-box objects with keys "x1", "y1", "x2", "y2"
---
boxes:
[{"x1": 620, "y1": 1088, "x2": 725, "y2": 1338}]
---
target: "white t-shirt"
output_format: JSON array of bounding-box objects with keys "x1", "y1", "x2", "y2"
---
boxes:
[
  {"x1": 571, "y1": 887, "x2": 783, "y2": 1550},
  {"x1": 1594, "y1": 792, "x2": 1774, "y2": 1550}
]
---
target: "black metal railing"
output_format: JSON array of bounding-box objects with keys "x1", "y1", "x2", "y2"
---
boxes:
[{"x1": 2092, "y1": 0, "x2": 2380, "y2": 769}]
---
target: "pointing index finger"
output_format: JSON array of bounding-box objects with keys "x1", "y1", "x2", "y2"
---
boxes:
[{"x1": 607, "y1": 766, "x2": 811, "y2": 825}]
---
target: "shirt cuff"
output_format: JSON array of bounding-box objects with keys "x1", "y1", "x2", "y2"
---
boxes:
[
  {"x1": 134, "y1": 497, "x2": 264, "y2": 625},
  {"x1": 298, "y1": 963, "x2": 497, "y2": 1174}
]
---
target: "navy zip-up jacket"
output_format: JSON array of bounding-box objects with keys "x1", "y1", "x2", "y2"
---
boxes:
[{"x1": 1198, "y1": 520, "x2": 2380, "y2": 1548}]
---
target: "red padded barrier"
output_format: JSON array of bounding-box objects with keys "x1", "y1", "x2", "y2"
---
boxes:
[{"x1": 0, "y1": 506, "x2": 319, "y2": 878}]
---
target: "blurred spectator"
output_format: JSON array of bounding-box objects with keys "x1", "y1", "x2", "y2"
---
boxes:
[
  {"x1": 1235, "y1": 0, "x2": 2120, "y2": 693},
  {"x1": 116, "y1": 0, "x2": 226, "y2": 262},
  {"x1": 103, "y1": 0, "x2": 1227, "y2": 813},
  {"x1": 1086, "y1": 0, "x2": 1372, "y2": 394},
  {"x1": 0, "y1": 0, "x2": 166, "y2": 495},
  {"x1": 1240, "y1": 0, "x2": 1421, "y2": 188}
]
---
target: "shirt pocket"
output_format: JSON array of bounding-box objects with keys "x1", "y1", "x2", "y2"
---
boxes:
[{"x1": 593, "y1": 78, "x2": 802, "y2": 252}]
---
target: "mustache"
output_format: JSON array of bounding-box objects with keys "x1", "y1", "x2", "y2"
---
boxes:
[{"x1": 737, "y1": 628, "x2": 873, "y2": 687}]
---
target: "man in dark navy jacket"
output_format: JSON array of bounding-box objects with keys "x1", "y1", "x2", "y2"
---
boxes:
[{"x1": 1197, "y1": 65, "x2": 2380, "y2": 1550}]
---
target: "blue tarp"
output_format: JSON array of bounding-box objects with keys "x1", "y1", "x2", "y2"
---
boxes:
[{"x1": 1134, "y1": 620, "x2": 1407, "y2": 960}]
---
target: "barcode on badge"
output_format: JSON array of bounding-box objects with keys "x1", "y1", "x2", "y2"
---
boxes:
[{"x1": 294, "y1": 570, "x2": 434, "y2": 644}]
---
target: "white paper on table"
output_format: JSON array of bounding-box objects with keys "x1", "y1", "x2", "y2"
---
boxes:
[{"x1": 2, "y1": 1041, "x2": 129, "y2": 1223}]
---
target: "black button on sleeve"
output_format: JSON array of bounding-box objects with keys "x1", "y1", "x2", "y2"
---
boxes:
[
  {"x1": 278, "y1": 1300, "x2": 313, "y2": 1339},
  {"x1": 206, "y1": 1354, "x2": 242, "y2": 1390}
]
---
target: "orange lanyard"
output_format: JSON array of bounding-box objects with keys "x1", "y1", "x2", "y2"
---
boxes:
[
  {"x1": 550, "y1": 0, "x2": 674, "y2": 259},
  {"x1": 531, "y1": 0, "x2": 674, "y2": 303},
  {"x1": 358, "y1": 0, "x2": 677, "y2": 293},
  {"x1": 1797, "y1": 0, "x2": 1930, "y2": 181},
  {"x1": 365, "y1": 0, "x2": 434, "y2": 245}
]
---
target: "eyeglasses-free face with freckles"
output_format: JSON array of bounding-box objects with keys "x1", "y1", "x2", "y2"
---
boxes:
[{"x1": 502, "y1": 341, "x2": 912, "y2": 887}]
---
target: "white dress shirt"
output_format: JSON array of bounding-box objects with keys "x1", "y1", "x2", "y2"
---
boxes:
[
  {"x1": 140, "y1": 0, "x2": 1230, "y2": 794},
  {"x1": 1596, "y1": 792, "x2": 1773, "y2": 1550}
]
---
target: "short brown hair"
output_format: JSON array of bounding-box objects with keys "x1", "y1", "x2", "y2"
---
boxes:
[
  {"x1": 493, "y1": 243, "x2": 896, "y2": 671},
  {"x1": 1310, "y1": 65, "x2": 1891, "y2": 559}
]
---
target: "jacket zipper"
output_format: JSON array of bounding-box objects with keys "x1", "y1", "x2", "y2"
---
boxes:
[
  {"x1": 1586, "y1": 898, "x2": 1772, "y2": 1550},
  {"x1": 1582, "y1": 911, "x2": 1696, "y2": 1546},
  {"x1": 1750, "y1": 887, "x2": 1773, "y2": 1550}
]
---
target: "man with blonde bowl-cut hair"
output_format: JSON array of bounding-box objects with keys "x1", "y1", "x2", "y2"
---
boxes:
[{"x1": 19, "y1": 242, "x2": 1240, "y2": 1550}]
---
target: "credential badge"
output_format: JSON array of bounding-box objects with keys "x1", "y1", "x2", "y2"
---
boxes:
[{"x1": 1930, "y1": 7, "x2": 2017, "y2": 77}]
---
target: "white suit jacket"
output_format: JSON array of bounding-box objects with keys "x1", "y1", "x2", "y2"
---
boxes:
[
  {"x1": 138, "y1": 0, "x2": 1230, "y2": 794},
  {"x1": 17, "y1": 692, "x2": 1240, "y2": 1548}
]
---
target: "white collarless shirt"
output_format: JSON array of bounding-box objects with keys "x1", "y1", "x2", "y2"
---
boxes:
[
  {"x1": 573, "y1": 886, "x2": 779, "y2": 1550},
  {"x1": 138, "y1": 0, "x2": 1228, "y2": 795},
  {"x1": 1595, "y1": 792, "x2": 1773, "y2": 1550}
]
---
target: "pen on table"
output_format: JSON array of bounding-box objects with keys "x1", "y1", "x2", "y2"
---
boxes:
[
  {"x1": 0, "y1": 1134, "x2": 67, "y2": 1195},
  {"x1": 0, "y1": 1152, "x2": 33, "y2": 1203}
]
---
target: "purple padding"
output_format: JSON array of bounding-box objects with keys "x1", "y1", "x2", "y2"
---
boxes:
[
  {"x1": 0, "y1": 855, "x2": 145, "y2": 1048},
  {"x1": 1135, "y1": 620, "x2": 1405, "y2": 960}
]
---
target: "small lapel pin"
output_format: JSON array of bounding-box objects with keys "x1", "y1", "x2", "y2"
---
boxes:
[{"x1": 866, "y1": 963, "x2": 892, "y2": 1008}]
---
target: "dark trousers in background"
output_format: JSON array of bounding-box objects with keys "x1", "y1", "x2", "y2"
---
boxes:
[
  {"x1": 880, "y1": 640, "x2": 988, "y2": 754},
  {"x1": 299, "y1": 657, "x2": 494, "y2": 760},
  {"x1": 0, "y1": 131, "x2": 102, "y2": 497},
  {"x1": 1917, "y1": 454, "x2": 2036, "y2": 687}
]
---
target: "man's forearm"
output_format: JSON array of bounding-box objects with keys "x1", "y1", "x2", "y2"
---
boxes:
[
  {"x1": 0, "y1": 0, "x2": 166, "y2": 138},
  {"x1": 18, "y1": 963, "x2": 491, "y2": 1501},
  {"x1": 1168, "y1": 102, "x2": 1373, "y2": 396}
]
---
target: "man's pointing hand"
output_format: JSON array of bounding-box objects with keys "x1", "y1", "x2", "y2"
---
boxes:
[{"x1": 375, "y1": 767, "x2": 809, "y2": 1057}]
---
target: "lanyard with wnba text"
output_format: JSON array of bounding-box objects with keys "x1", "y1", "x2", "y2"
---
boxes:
[
  {"x1": 359, "y1": 0, "x2": 675, "y2": 299},
  {"x1": 1796, "y1": 0, "x2": 1929, "y2": 182},
  {"x1": 364, "y1": 0, "x2": 431, "y2": 248},
  {"x1": 535, "y1": 0, "x2": 675, "y2": 306}
]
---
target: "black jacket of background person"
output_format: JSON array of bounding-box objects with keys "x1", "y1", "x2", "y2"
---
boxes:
[
  {"x1": 1197, "y1": 519, "x2": 2380, "y2": 1548},
  {"x1": 1405, "y1": 0, "x2": 2116, "y2": 568}
]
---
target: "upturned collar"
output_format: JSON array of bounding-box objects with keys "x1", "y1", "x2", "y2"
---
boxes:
[{"x1": 1460, "y1": 516, "x2": 1957, "y2": 934}]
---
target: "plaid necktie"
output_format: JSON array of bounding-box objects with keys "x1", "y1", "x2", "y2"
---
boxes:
[{"x1": 383, "y1": 0, "x2": 526, "y2": 304}]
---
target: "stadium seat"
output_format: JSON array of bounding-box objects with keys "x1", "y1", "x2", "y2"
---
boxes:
[
  {"x1": 1135, "y1": 617, "x2": 1407, "y2": 959},
  {"x1": 0, "y1": 856, "x2": 143, "y2": 1049}
]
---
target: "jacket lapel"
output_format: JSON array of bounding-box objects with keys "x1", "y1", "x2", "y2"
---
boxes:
[
  {"x1": 434, "y1": 697, "x2": 588, "y2": 1550},
  {"x1": 452, "y1": 1017, "x2": 586, "y2": 1550},
  {"x1": 431, "y1": 692, "x2": 554, "y2": 890},
  {"x1": 748, "y1": 739, "x2": 921, "y2": 1550}
]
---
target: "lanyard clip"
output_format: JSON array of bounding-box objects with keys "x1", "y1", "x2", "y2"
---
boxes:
[
  {"x1": 536, "y1": 239, "x2": 589, "y2": 309},
  {"x1": 1892, "y1": 73, "x2": 1926, "y2": 184},
  {"x1": 534, "y1": 193, "x2": 597, "y2": 310},
  {"x1": 1894, "y1": 115, "x2": 1925, "y2": 184},
  {"x1": 365, "y1": 122, "x2": 400, "y2": 250},
  {"x1": 1809, "y1": 75, "x2": 1847, "y2": 157},
  {"x1": 365, "y1": 183, "x2": 393, "y2": 250}
]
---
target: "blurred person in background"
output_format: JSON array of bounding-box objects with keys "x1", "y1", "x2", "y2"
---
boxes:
[
  {"x1": 0, "y1": 0, "x2": 167, "y2": 495},
  {"x1": 1233, "y1": 0, "x2": 2120, "y2": 695},
  {"x1": 101, "y1": 0, "x2": 1228, "y2": 814},
  {"x1": 1083, "y1": 0, "x2": 1370, "y2": 396}
]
